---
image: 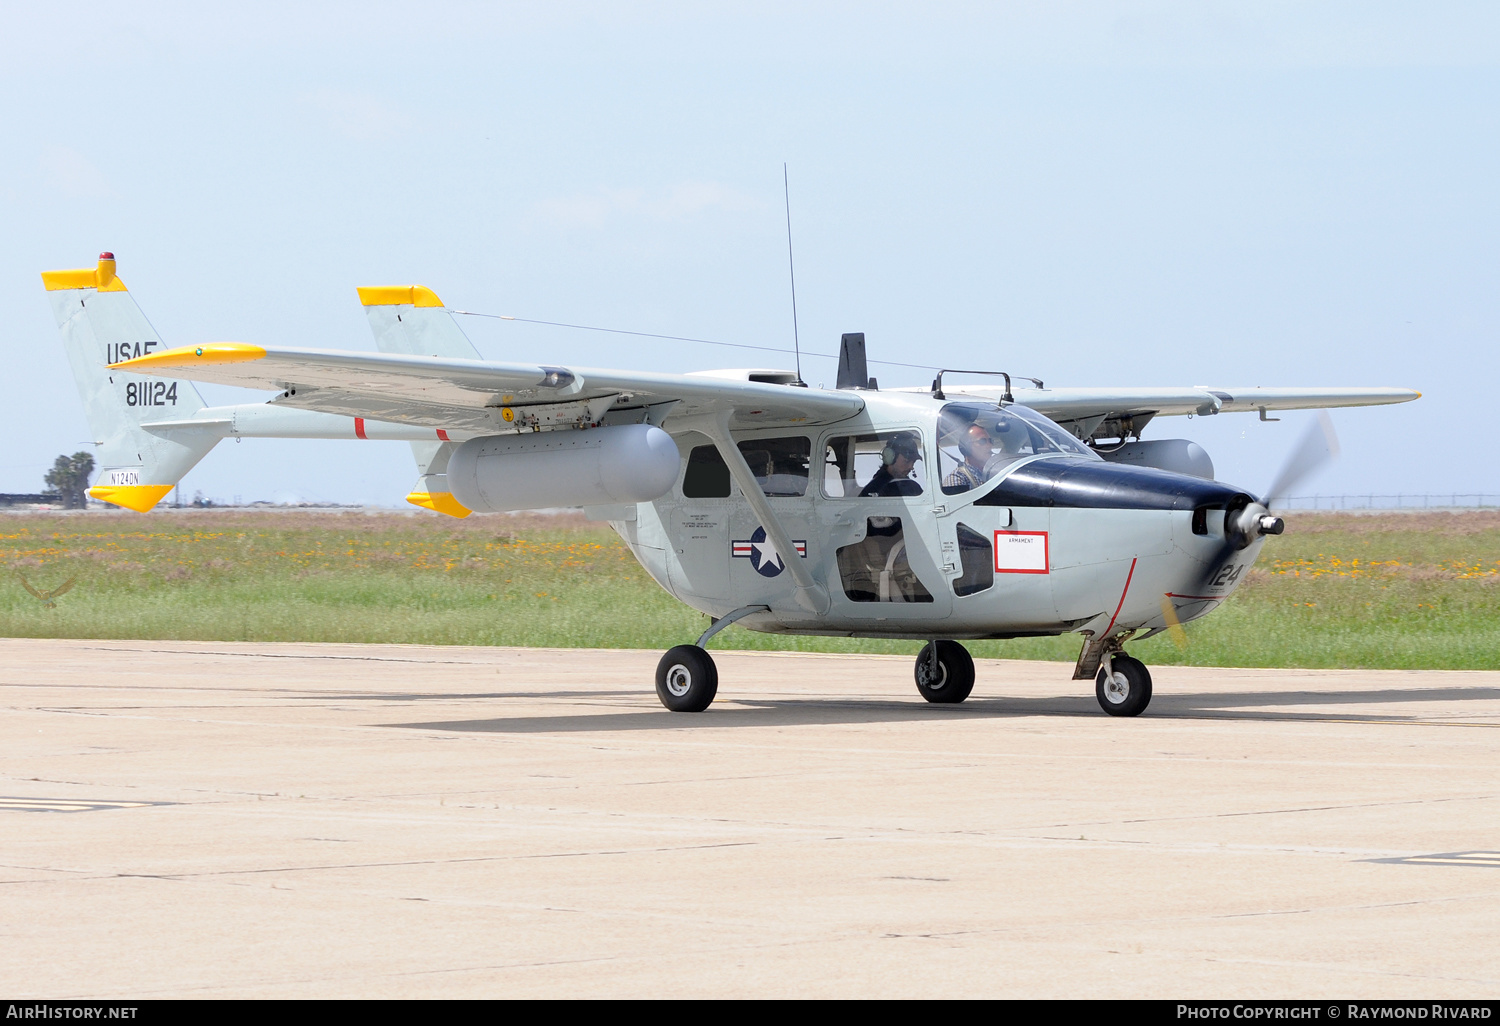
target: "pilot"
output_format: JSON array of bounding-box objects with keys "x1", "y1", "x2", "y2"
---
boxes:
[
  {"x1": 942, "y1": 423, "x2": 994, "y2": 492},
  {"x1": 859, "y1": 433, "x2": 924, "y2": 498},
  {"x1": 988, "y1": 416, "x2": 1031, "y2": 462}
]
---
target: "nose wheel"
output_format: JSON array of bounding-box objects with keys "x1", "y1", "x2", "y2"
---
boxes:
[
  {"x1": 1095, "y1": 655, "x2": 1152, "y2": 716},
  {"x1": 914, "y1": 640, "x2": 975, "y2": 704}
]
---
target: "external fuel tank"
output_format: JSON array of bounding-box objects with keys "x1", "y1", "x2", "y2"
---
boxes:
[{"x1": 447, "y1": 423, "x2": 681, "y2": 513}]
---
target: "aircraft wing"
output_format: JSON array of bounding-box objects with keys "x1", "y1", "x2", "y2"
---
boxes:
[
  {"x1": 1190, "y1": 386, "x2": 1421, "y2": 413},
  {"x1": 942, "y1": 385, "x2": 1419, "y2": 421},
  {"x1": 109, "y1": 343, "x2": 865, "y2": 433}
]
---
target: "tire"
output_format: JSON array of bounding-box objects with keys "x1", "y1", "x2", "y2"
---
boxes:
[
  {"x1": 914, "y1": 640, "x2": 975, "y2": 704},
  {"x1": 1095, "y1": 655, "x2": 1152, "y2": 717},
  {"x1": 655, "y1": 645, "x2": 719, "y2": 712}
]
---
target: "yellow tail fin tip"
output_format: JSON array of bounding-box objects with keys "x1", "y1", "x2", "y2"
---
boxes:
[
  {"x1": 406, "y1": 491, "x2": 471, "y2": 518},
  {"x1": 40, "y1": 254, "x2": 128, "y2": 292},
  {"x1": 88, "y1": 484, "x2": 175, "y2": 513},
  {"x1": 358, "y1": 285, "x2": 444, "y2": 308}
]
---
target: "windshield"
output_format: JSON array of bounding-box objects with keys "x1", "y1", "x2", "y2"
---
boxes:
[{"x1": 937, "y1": 402, "x2": 1098, "y2": 495}]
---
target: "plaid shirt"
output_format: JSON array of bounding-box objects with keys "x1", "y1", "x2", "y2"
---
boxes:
[{"x1": 942, "y1": 462, "x2": 985, "y2": 492}]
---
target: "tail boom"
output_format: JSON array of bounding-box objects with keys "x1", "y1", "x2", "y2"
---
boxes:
[{"x1": 44, "y1": 255, "x2": 477, "y2": 512}]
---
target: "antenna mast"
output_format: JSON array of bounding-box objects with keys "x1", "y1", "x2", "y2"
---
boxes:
[{"x1": 783, "y1": 163, "x2": 805, "y2": 386}]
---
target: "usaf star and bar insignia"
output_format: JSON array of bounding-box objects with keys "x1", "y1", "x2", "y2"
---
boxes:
[{"x1": 732, "y1": 526, "x2": 807, "y2": 578}]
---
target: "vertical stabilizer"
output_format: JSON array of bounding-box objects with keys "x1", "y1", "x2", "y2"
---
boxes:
[
  {"x1": 357, "y1": 285, "x2": 481, "y2": 360},
  {"x1": 358, "y1": 285, "x2": 478, "y2": 517},
  {"x1": 837, "y1": 332, "x2": 870, "y2": 390},
  {"x1": 42, "y1": 254, "x2": 219, "y2": 512}
]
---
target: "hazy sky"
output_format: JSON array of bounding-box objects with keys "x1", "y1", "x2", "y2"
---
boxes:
[{"x1": 2, "y1": 2, "x2": 1495, "y2": 505}]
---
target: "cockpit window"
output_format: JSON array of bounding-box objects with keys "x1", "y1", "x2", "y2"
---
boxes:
[
  {"x1": 937, "y1": 402, "x2": 1098, "y2": 495},
  {"x1": 822, "y1": 431, "x2": 926, "y2": 498}
]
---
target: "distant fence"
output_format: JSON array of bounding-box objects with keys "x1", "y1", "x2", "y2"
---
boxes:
[{"x1": 1279, "y1": 495, "x2": 1500, "y2": 510}]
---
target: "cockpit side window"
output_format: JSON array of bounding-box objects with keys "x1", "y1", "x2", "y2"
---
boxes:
[
  {"x1": 736, "y1": 436, "x2": 812, "y2": 497},
  {"x1": 821, "y1": 431, "x2": 926, "y2": 498},
  {"x1": 953, "y1": 523, "x2": 994, "y2": 596},
  {"x1": 937, "y1": 402, "x2": 1098, "y2": 495}
]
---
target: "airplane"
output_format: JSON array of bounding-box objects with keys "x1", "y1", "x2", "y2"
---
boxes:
[{"x1": 43, "y1": 253, "x2": 1419, "y2": 716}]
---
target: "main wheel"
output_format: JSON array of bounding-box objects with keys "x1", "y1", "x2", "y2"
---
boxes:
[
  {"x1": 914, "y1": 640, "x2": 975, "y2": 704},
  {"x1": 1095, "y1": 655, "x2": 1152, "y2": 716},
  {"x1": 655, "y1": 645, "x2": 719, "y2": 712}
]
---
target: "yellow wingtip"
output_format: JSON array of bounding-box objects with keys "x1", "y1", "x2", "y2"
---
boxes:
[
  {"x1": 41, "y1": 254, "x2": 128, "y2": 293},
  {"x1": 406, "y1": 491, "x2": 471, "y2": 518},
  {"x1": 89, "y1": 484, "x2": 174, "y2": 513},
  {"x1": 358, "y1": 285, "x2": 444, "y2": 308},
  {"x1": 109, "y1": 342, "x2": 266, "y2": 371}
]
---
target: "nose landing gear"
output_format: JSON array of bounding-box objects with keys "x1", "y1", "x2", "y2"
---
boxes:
[{"x1": 1095, "y1": 654, "x2": 1152, "y2": 716}]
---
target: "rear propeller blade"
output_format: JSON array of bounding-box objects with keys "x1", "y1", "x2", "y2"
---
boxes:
[
  {"x1": 1264, "y1": 411, "x2": 1340, "y2": 509},
  {"x1": 1159, "y1": 595, "x2": 1189, "y2": 651}
]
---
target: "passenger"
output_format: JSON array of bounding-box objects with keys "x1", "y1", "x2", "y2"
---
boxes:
[
  {"x1": 859, "y1": 432, "x2": 924, "y2": 497},
  {"x1": 983, "y1": 416, "x2": 1032, "y2": 472},
  {"x1": 942, "y1": 423, "x2": 994, "y2": 492}
]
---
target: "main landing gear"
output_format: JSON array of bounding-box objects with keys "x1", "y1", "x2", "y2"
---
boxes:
[
  {"x1": 652, "y1": 616, "x2": 1151, "y2": 716},
  {"x1": 656, "y1": 645, "x2": 718, "y2": 712},
  {"x1": 914, "y1": 640, "x2": 975, "y2": 704},
  {"x1": 655, "y1": 605, "x2": 768, "y2": 712},
  {"x1": 1095, "y1": 654, "x2": 1152, "y2": 717},
  {"x1": 655, "y1": 638, "x2": 981, "y2": 712}
]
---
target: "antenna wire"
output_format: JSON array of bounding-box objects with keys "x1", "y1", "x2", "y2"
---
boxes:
[{"x1": 783, "y1": 163, "x2": 804, "y2": 385}]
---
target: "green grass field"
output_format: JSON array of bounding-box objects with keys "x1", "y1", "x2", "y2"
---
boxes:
[{"x1": 1, "y1": 509, "x2": 1496, "y2": 669}]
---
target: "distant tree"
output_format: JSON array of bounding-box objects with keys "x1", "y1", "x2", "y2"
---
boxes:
[{"x1": 44, "y1": 452, "x2": 95, "y2": 509}]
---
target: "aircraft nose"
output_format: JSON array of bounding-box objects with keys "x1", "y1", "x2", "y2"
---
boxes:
[
  {"x1": 977, "y1": 458, "x2": 1253, "y2": 513},
  {"x1": 1226, "y1": 501, "x2": 1285, "y2": 548}
]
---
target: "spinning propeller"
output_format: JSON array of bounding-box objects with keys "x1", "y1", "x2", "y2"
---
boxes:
[
  {"x1": 1225, "y1": 410, "x2": 1343, "y2": 549},
  {"x1": 1264, "y1": 411, "x2": 1341, "y2": 511},
  {"x1": 1161, "y1": 412, "x2": 1342, "y2": 650}
]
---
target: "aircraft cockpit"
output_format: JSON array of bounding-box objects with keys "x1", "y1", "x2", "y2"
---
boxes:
[{"x1": 937, "y1": 402, "x2": 1099, "y2": 496}]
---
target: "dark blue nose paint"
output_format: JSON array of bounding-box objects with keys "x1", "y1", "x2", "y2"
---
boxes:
[{"x1": 975, "y1": 458, "x2": 1253, "y2": 512}]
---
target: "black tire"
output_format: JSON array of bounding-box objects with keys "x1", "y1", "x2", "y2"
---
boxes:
[
  {"x1": 655, "y1": 645, "x2": 718, "y2": 712},
  {"x1": 914, "y1": 640, "x2": 975, "y2": 704},
  {"x1": 1095, "y1": 655, "x2": 1152, "y2": 717}
]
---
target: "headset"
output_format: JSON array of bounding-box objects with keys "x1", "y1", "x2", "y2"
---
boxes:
[{"x1": 882, "y1": 433, "x2": 920, "y2": 466}]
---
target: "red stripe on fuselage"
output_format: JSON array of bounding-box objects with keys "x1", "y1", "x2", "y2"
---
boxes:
[
  {"x1": 1102, "y1": 557, "x2": 1138, "y2": 638},
  {"x1": 436, "y1": 429, "x2": 450, "y2": 441},
  {"x1": 354, "y1": 417, "x2": 367, "y2": 440}
]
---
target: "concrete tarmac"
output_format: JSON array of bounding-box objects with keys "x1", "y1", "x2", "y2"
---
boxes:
[{"x1": 2, "y1": 638, "x2": 1498, "y2": 999}]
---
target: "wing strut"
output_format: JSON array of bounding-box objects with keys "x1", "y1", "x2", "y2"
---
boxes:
[{"x1": 689, "y1": 412, "x2": 831, "y2": 615}]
